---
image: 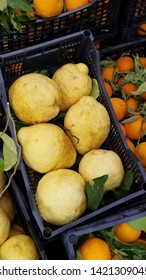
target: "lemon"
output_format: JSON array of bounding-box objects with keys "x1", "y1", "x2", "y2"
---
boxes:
[
  {"x1": 79, "y1": 149, "x2": 124, "y2": 192},
  {"x1": 36, "y1": 169, "x2": 87, "y2": 225},
  {"x1": 0, "y1": 234, "x2": 39, "y2": 260},
  {"x1": 0, "y1": 208, "x2": 10, "y2": 246},
  {"x1": 52, "y1": 63, "x2": 92, "y2": 111},
  {"x1": 17, "y1": 123, "x2": 77, "y2": 173},
  {"x1": 64, "y1": 96, "x2": 110, "y2": 155},
  {"x1": 0, "y1": 191, "x2": 16, "y2": 223},
  {"x1": 9, "y1": 73, "x2": 62, "y2": 124}
]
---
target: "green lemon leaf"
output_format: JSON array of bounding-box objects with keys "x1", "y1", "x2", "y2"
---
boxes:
[
  {"x1": 132, "y1": 82, "x2": 146, "y2": 96},
  {"x1": 7, "y1": 0, "x2": 33, "y2": 12},
  {"x1": 126, "y1": 104, "x2": 139, "y2": 116},
  {"x1": 128, "y1": 216, "x2": 146, "y2": 230},
  {"x1": 0, "y1": 158, "x2": 5, "y2": 172},
  {"x1": 90, "y1": 79, "x2": 99, "y2": 99},
  {"x1": 121, "y1": 116, "x2": 138, "y2": 124},
  {"x1": 0, "y1": 11, "x2": 10, "y2": 32},
  {"x1": 0, "y1": 133, "x2": 17, "y2": 171},
  {"x1": 100, "y1": 59, "x2": 115, "y2": 67},
  {"x1": 0, "y1": 0, "x2": 7, "y2": 11},
  {"x1": 10, "y1": 13, "x2": 22, "y2": 32},
  {"x1": 85, "y1": 175, "x2": 108, "y2": 211},
  {"x1": 113, "y1": 170, "x2": 133, "y2": 200}
]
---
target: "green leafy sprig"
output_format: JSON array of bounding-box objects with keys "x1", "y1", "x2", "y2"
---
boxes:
[{"x1": 0, "y1": 0, "x2": 35, "y2": 33}]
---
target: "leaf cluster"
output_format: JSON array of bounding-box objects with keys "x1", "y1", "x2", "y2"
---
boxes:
[
  {"x1": 76, "y1": 216, "x2": 146, "y2": 260},
  {"x1": 85, "y1": 170, "x2": 133, "y2": 211},
  {"x1": 0, "y1": 0, "x2": 35, "y2": 33}
]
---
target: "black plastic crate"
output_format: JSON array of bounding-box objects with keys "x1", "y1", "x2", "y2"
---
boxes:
[
  {"x1": 0, "y1": 30, "x2": 146, "y2": 240},
  {"x1": 0, "y1": 0, "x2": 121, "y2": 54},
  {"x1": 4, "y1": 173, "x2": 48, "y2": 260},
  {"x1": 117, "y1": 0, "x2": 146, "y2": 42},
  {"x1": 62, "y1": 199, "x2": 146, "y2": 259}
]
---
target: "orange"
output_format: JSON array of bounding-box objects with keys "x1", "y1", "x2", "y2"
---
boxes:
[
  {"x1": 119, "y1": 123, "x2": 127, "y2": 137},
  {"x1": 110, "y1": 97, "x2": 127, "y2": 121},
  {"x1": 103, "y1": 81, "x2": 113, "y2": 97},
  {"x1": 117, "y1": 56, "x2": 135, "y2": 72},
  {"x1": 114, "y1": 222, "x2": 141, "y2": 243},
  {"x1": 137, "y1": 142, "x2": 146, "y2": 168},
  {"x1": 125, "y1": 97, "x2": 138, "y2": 117},
  {"x1": 122, "y1": 82, "x2": 138, "y2": 96},
  {"x1": 126, "y1": 137, "x2": 137, "y2": 156},
  {"x1": 137, "y1": 23, "x2": 146, "y2": 36},
  {"x1": 124, "y1": 115, "x2": 146, "y2": 140},
  {"x1": 65, "y1": 0, "x2": 90, "y2": 11},
  {"x1": 102, "y1": 66, "x2": 115, "y2": 82},
  {"x1": 115, "y1": 76, "x2": 124, "y2": 86},
  {"x1": 140, "y1": 92, "x2": 146, "y2": 100},
  {"x1": 80, "y1": 237, "x2": 111, "y2": 260},
  {"x1": 139, "y1": 57, "x2": 146, "y2": 68},
  {"x1": 33, "y1": 0, "x2": 63, "y2": 18}
]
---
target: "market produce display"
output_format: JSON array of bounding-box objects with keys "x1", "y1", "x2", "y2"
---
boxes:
[
  {"x1": 0, "y1": 0, "x2": 92, "y2": 33},
  {"x1": 101, "y1": 53, "x2": 146, "y2": 170},
  {"x1": 7, "y1": 62, "x2": 117, "y2": 226}
]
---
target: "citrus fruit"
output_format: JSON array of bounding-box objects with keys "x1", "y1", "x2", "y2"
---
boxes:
[
  {"x1": 110, "y1": 97, "x2": 127, "y2": 121},
  {"x1": 66, "y1": 0, "x2": 89, "y2": 11},
  {"x1": 80, "y1": 237, "x2": 111, "y2": 260},
  {"x1": 124, "y1": 115, "x2": 146, "y2": 140},
  {"x1": 117, "y1": 56, "x2": 134, "y2": 72},
  {"x1": 102, "y1": 66, "x2": 115, "y2": 82},
  {"x1": 103, "y1": 81, "x2": 113, "y2": 97},
  {"x1": 36, "y1": 169, "x2": 87, "y2": 225},
  {"x1": 114, "y1": 222, "x2": 141, "y2": 243},
  {"x1": 137, "y1": 142, "x2": 146, "y2": 168},
  {"x1": 33, "y1": 0, "x2": 63, "y2": 18}
]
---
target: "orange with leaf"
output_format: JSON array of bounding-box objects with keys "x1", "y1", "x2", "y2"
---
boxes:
[
  {"x1": 124, "y1": 115, "x2": 146, "y2": 140},
  {"x1": 102, "y1": 66, "x2": 115, "y2": 82},
  {"x1": 122, "y1": 82, "x2": 138, "y2": 96},
  {"x1": 117, "y1": 56, "x2": 135, "y2": 72}
]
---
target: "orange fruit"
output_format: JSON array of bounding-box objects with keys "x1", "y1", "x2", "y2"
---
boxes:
[
  {"x1": 122, "y1": 82, "x2": 138, "y2": 96},
  {"x1": 33, "y1": 0, "x2": 63, "y2": 18},
  {"x1": 117, "y1": 56, "x2": 135, "y2": 72},
  {"x1": 119, "y1": 123, "x2": 127, "y2": 137},
  {"x1": 137, "y1": 23, "x2": 146, "y2": 36},
  {"x1": 137, "y1": 142, "x2": 146, "y2": 168},
  {"x1": 103, "y1": 81, "x2": 113, "y2": 97},
  {"x1": 65, "y1": 0, "x2": 90, "y2": 11},
  {"x1": 124, "y1": 115, "x2": 146, "y2": 140},
  {"x1": 125, "y1": 97, "x2": 138, "y2": 117},
  {"x1": 102, "y1": 66, "x2": 115, "y2": 82},
  {"x1": 139, "y1": 57, "x2": 146, "y2": 68},
  {"x1": 126, "y1": 137, "x2": 137, "y2": 156},
  {"x1": 110, "y1": 97, "x2": 127, "y2": 121},
  {"x1": 115, "y1": 76, "x2": 124, "y2": 86},
  {"x1": 80, "y1": 237, "x2": 111, "y2": 260},
  {"x1": 140, "y1": 92, "x2": 146, "y2": 100},
  {"x1": 114, "y1": 222, "x2": 141, "y2": 243}
]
